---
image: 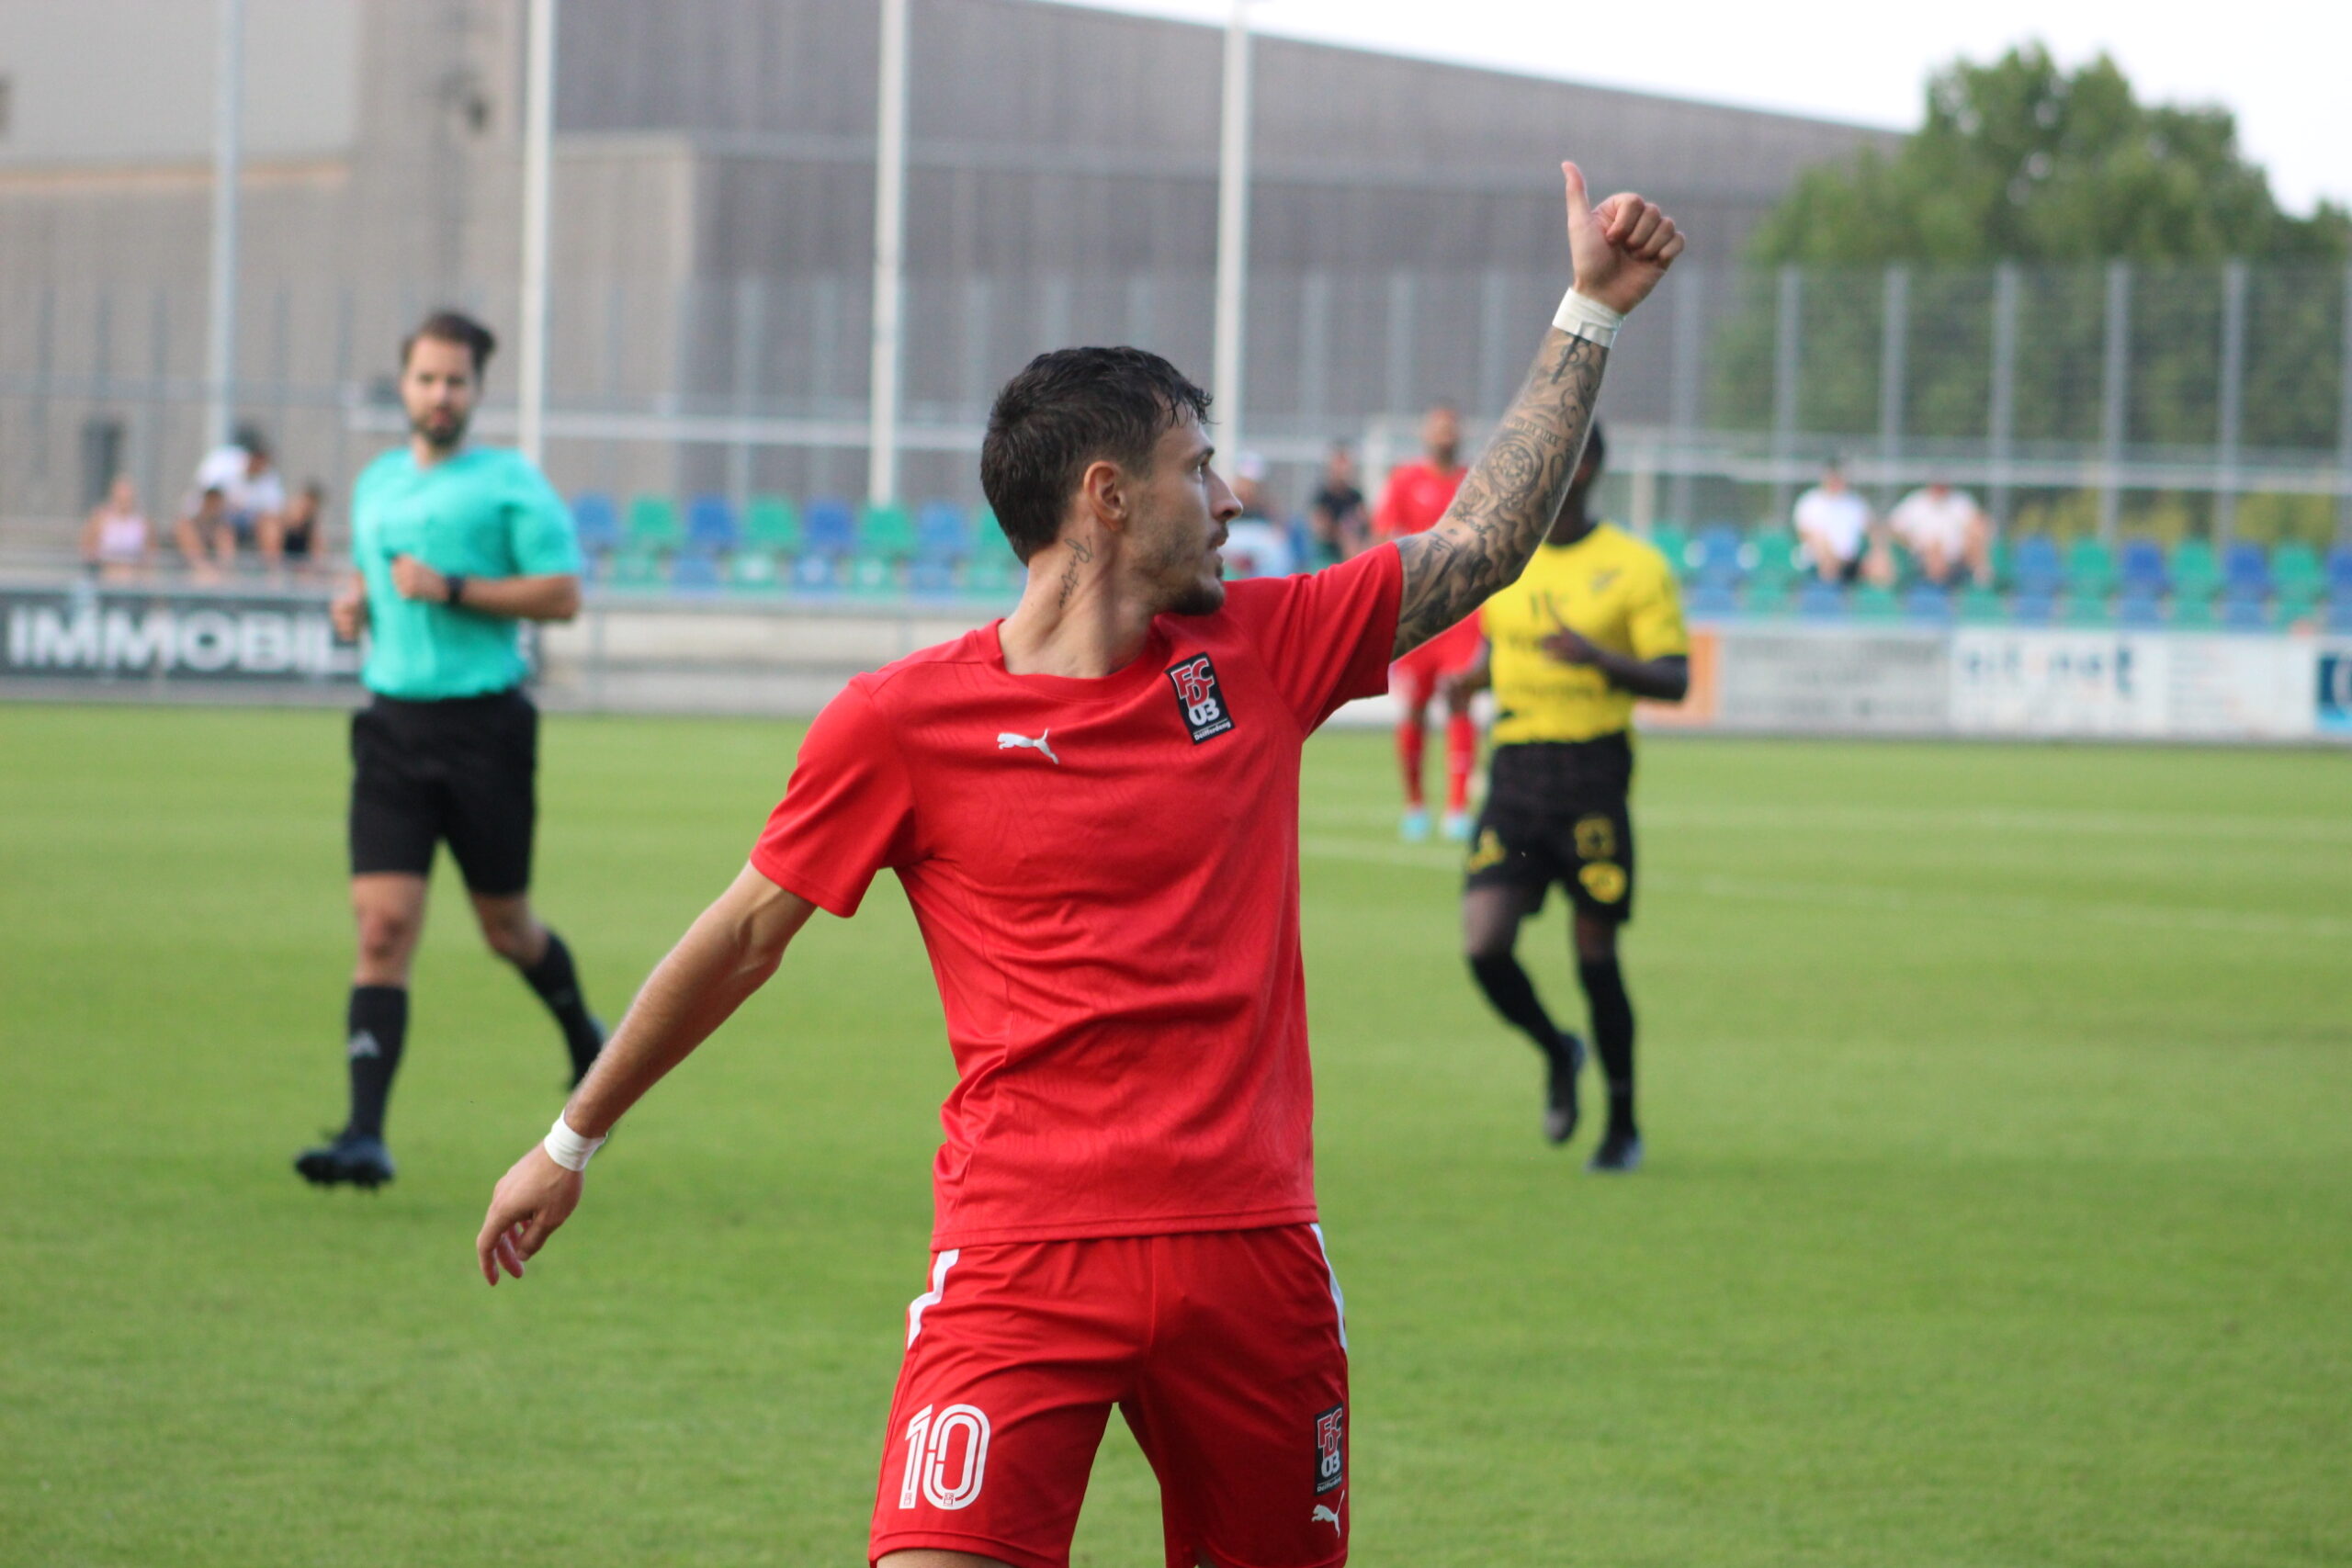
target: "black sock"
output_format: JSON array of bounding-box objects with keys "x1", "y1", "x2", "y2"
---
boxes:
[
  {"x1": 519, "y1": 929, "x2": 603, "y2": 1077},
  {"x1": 345, "y1": 985, "x2": 409, "y2": 1142},
  {"x1": 1578, "y1": 956, "x2": 1636, "y2": 1134},
  {"x1": 1470, "y1": 953, "x2": 1566, "y2": 1057}
]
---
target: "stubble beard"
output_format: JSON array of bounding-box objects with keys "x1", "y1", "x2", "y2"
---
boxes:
[{"x1": 411, "y1": 408, "x2": 469, "y2": 455}]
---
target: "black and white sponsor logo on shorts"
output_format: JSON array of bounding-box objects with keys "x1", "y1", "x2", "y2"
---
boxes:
[
  {"x1": 1165, "y1": 653, "x2": 1235, "y2": 743},
  {"x1": 0, "y1": 587, "x2": 358, "y2": 684}
]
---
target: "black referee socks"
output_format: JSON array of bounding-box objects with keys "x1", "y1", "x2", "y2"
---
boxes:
[
  {"x1": 344, "y1": 985, "x2": 409, "y2": 1141},
  {"x1": 1577, "y1": 957, "x2": 1637, "y2": 1133},
  {"x1": 518, "y1": 930, "x2": 602, "y2": 1078}
]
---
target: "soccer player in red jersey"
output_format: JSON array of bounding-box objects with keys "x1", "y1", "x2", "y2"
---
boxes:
[
  {"x1": 476, "y1": 163, "x2": 1682, "y2": 1568},
  {"x1": 1374, "y1": 404, "x2": 1482, "y2": 842}
]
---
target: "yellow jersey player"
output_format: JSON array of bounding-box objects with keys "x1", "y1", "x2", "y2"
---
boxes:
[{"x1": 1442, "y1": 424, "x2": 1688, "y2": 1170}]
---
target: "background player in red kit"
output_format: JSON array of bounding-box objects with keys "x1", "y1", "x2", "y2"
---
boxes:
[
  {"x1": 1374, "y1": 404, "x2": 1480, "y2": 842},
  {"x1": 475, "y1": 163, "x2": 1682, "y2": 1568}
]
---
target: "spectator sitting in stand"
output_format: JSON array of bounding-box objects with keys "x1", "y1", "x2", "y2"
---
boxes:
[
  {"x1": 1792, "y1": 460, "x2": 1887, "y2": 585},
  {"x1": 277, "y1": 480, "x2": 328, "y2": 576},
  {"x1": 176, "y1": 486, "x2": 234, "y2": 581},
  {"x1": 1307, "y1": 440, "x2": 1371, "y2": 568},
  {"x1": 1888, "y1": 479, "x2": 1992, "y2": 587},
  {"x1": 182, "y1": 425, "x2": 289, "y2": 572},
  {"x1": 1221, "y1": 452, "x2": 1295, "y2": 579},
  {"x1": 82, "y1": 476, "x2": 154, "y2": 581}
]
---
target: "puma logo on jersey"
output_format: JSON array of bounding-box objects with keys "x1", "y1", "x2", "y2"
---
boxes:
[
  {"x1": 996, "y1": 729, "x2": 1059, "y2": 764},
  {"x1": 1312, "y1": 1505, "x2": 1341, "y2": 1532}
]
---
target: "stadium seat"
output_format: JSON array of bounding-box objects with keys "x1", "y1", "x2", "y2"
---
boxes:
[
  {"x1": 670, "y1": 549, "x2": 723, "y2": 594},
  {"x1": 2064, "y1": 537, "x2": 2117, "y2": 600},
  {"x1": 916, "y1": 502, "x2": 971, "y2": 562},
  {"x1": 2326, "y1": 547, "x2": 2352, "y2": 594},
  {"x1": 607, "y1": 547, "x2": 662, "y2": 591},
  {"x1": 571, "y1": 491, "x2": 621, "y2": 554},
  {"x1": 2222, "y1": 542, "x2": 2270, "y2": 597},
  {"x1": 859, "y1": 501, "x2": 919, "y2": 561},
  {"x1": 909, "y1": 556, "x2": 959, "y2": 598},
  {"x1": 963, "y1": 522, "x2": 1024, "y2": 598},
  {"x1": 1649, "y1": 525, "x2": 1690, "y2": 577},
  {"x1": 684, "y1": 494, "x2": 740, "y2": 553},
  {"x1": 2168, "y1": 539, "x2": 2222, "y2": 606},
  {"x1": 1745, "y1": 528, "x2": 1802, "y2": 592},
  {"x1": 2274, "y1": 583, "x2": 2323, "y2": 626},
  {"x1": 2327, "y1": 587, "x2": 2352, "y2": 632},
  {"x1": 2269, "y1": 541, "x2": 2323, "y2": 599},
  {"x1": 1691, "y1": 525, "x2": 1744, "y2": 587},
  {"x1": 1685, "y1": 581, "x2": 1738, "y2": 619},
  {"x1": 2059, "y1": 592, "x2": 2111, "y2": 627},
  {"x1": 1984, "y1": 536, "x2": 2014, "y2": 591},
  {"x1": 1902, "y1": 583, "x2": 1954, "y2": 623},
  {"x1": 2013, "y1": 535, "x2": 2064, "y2": 597},
  {"x1": 1736, "y1": 580, "x2": 1792, "y2": 617},
  {"x1": 2169, "y1": 594, "x2": 2219, "y2": 629},
  {"x1": 791, "y1": 551, "x2": 840, "y2": 592},
  {"x1": 2010, "y1": 592, "x2": 2056, "y2": 626},
  {"x1": 743, "y1": 495, "x2": 803, "y2": 554},
  {"x1": 2118, "y1": 538, "x2": 2167, "y2": 594},
  {"x1": 847, "y1": 553, "x2": 901, "y2": 597},
  {"x1": 1958, "y1": 585, "x2": 2007, "y2": 624},
  {"x1": 1852, "y1": 584, "x2": 1903, "y2": 622},
  {"x1": 803, "y1": 497, "x2": 857, "y2": 559},
  {"x1": 726, "y1": 549, "x2": 783, "y2": 593},
  {"x1": 1796, "y1": 579, "x2": 1847, "y2": 620},
  {"x1": 627, "y1": 494, "x2": 682, "y2": 548},
  {"x1": 2220, "y1": 584, "x2": 2269, "y2": 630},
  {"x1": 2115, "y1": 589, "x2": 2165, "y2": 627}
]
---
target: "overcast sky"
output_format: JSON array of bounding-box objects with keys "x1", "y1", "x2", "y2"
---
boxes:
[{"x1": 1065, "y1": 0, "x2": 2350, "y2": 218}]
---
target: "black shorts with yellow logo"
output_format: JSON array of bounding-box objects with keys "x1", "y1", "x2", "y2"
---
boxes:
[{"x1": 1463, "y1": 734, "x2": 1637, "y2": 923}]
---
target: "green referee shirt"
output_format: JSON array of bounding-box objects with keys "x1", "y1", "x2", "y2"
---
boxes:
[{"x1": 351, "y1": 446, "x2": 582, "y2": 700}]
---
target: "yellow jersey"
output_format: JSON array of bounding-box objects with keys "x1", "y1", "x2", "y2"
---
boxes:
[{"x1": 1478, "y1": 522, "x2": 1688, "y2": 745}]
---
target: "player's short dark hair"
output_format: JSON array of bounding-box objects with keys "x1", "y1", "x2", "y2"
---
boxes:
[
  {"x1": 981, "y1": 347, "x2": 1212, "y2": 562},
  {"x1": 401, "y1": 310, "x2": 498, "y2": 377}
]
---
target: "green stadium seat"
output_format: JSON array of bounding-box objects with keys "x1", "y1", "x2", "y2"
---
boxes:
[
  {"x1": 726, "y1": 550, "x2": 784, "y2": 593},
  {"x1": 2060, "y1": 592, "x2": 2111, "y2": 627},
  {"x1": 1984, "y1": 536, "x2": 2014, "y2": 591},
  {"x1": 627, "y1": 494, "x2": 682, "y2": 548},
  {"x1": 1746, "y1": 528, "x2": 1801, "y2": 590},
  {"x1": 607, "y1": 547, "x2": 663, "y2": 591},
  {"x1": 1958, "y1": 584, "x2": 2007, "y2": 624},
  {"x1": 1736, "y1": 580, "x2": 1792, "y2": 617},
  {"x1": 743, "y1": 495, "x2": 802, "y2": 553},
  {"x1": 2274, "y1": 583, "x2": 2324, "y2": 626},
  {"x1": 1851, "y1": 584, "x2": 1902, "y2": 622},
  {"x1": 2169, "y1": 593, "x2": 2218, "y2": 629},
  {"x1": 1648, "y1": 525, "x2": 1690, "y2": 577},
  {"x1": 2168, "y1": 540, "x2": 2222, "y2": 607},
  {"x1": 859, "y1": 502, "x2": 919, "y2": 561},
  {"x1": 2064, "y1": 538, "x2": 2117, "y2": 600},
  {"x1": 2271, "y1": 541, "x2": 2324, "y2": 596},
  {"x1": 846, "y1": 553, "x2": 900, "y2": 596}
]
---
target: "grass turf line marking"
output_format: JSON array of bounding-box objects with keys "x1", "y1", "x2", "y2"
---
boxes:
[
  {"x1": 1304, "y1": 803, "x2": 2352, "y2": 843},
  {"x1": 1296, "y1": 836, "x2": 2352, "y2": 943}
]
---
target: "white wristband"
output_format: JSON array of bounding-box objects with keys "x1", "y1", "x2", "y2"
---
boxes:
[
  {"x1": 543, "y1": 1114, "x2": 607, "y2": 1172},
  {"x1": 1553, "y1": 288, "x2": 1625, "y2": 348}
]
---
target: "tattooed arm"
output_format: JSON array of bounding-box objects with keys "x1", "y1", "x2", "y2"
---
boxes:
[{"x1": 1393, "y1": 164, "x2": 1686, "y2": 658}]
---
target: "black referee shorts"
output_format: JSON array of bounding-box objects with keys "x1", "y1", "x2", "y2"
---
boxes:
[
  {"x1": 1463, "y1": 734, "x2": 1638, "y2": 923},
  {"x1": 348, "y1": 687, "x2": 538, "y2": 896}
]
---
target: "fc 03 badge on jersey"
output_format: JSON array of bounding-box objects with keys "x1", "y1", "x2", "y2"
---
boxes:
[{"x1": 1166, "y1": 653, "x2": 1236, "y2": 743}]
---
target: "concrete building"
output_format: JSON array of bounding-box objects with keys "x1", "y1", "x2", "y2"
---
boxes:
[{"x1": 0, "y1": 0, "x2": 1892, "y2": 533}]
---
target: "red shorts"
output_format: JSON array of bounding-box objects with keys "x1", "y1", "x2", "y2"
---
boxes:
[
  {"x1": 869, "y1": 1224, "x2": 1351, "y2": 1568},
  {"x1": 1390, "y1": 615, "x2": 1483, "y2": 708}
]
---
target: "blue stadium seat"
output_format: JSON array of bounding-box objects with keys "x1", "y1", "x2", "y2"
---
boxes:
[
  {"x1": 791, "y1": 552, "x2": 839, "y2": 592},
  {"x1": 685, "y1": 494, "x2": 740, "y2": 553},
  {"x1": 2328, "y1": 587, "x2": 2352, "y2": 631},
  {"x1": 2115, "y1": 589, "x2": 2165, "y2": 627},
  {"x1": 1903, "y1": 583, "x2": 1955, "y2": 623},
  {"x1": 670, "y1": 549, "x2": 723, "y2": 593},
  {"x1": 915, "y1": 502, "x2": 971, "y2": 561},
  {"x1": 2012, "y1": 535, "x2": 2064, "y2": 597},
  {"x1": 2223, "y1": 542, "x2": 2269, "y2": 596},
  {"x1": 2220, "y1": 584, "x2": 2269, "y2": 629},
  {"x1": 2118, "y1": 538, "x2": 2167, "y2": 594},
  {"x1": 1685, "y1": 581, "x2": 1739, "y2": 619},
  {"x1": 1797, "y1": 579, "x2": 1846, "y2": 619},
  {"x1": 2328, "y1": 547, "x2": 2352, "y2": 593},
  {"x1": 909, "y1": 556, "x2": 960, "y2": 597},
  {"x1": 1691, "y1": 524, "x2": 1744, "y2": 586},
  {"x1": 572, "y1": 491, "x2": 621, "y2": 554},
  {"x1": 803, "y1": 497, "x2": 857, "y2": 559},
  {"x1": 2010, "y1": 592, "x2": 2057, "y2": 626}
]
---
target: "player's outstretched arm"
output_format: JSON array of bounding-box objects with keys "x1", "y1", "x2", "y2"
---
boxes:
[
  {"x1": 475, "y1": 863, "x2": 816, "y2": 1285},
  {"x1": 1392, "y1": 164, "x2": 1683, "y2": 658}
]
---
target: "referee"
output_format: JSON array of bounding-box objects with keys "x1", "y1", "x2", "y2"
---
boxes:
[
  {"x1": 297, "y1": 310, "x2": 604, "y2": 1189},
  {"x1": 1444, "y1": 425, "x2": 1689, "y2": 1171}
]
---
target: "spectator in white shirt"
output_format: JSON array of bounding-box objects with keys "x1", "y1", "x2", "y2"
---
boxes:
[
  {"x1": 177, "y1": 426, "x2": 288, "y2": 574},
  {"x1": 1221, "y1": 452, "x2": 1296, "y2": 579},
  {"x1": 1888, "y1": 480, "x2": 1992, "y2": 587},
  {"x1": 81, "y1": 475, "x2": 153, "y2": 581},
  {"x1": 1792, "y1": 462, "x2": 1888, "y2": 585}
]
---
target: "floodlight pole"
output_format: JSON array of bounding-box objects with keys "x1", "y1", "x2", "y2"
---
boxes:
[
  {"x1": 1211, "y1": 0, "x2": 1254, "y2": 457},
  {"x1": 518, "y1": 0, "x2": 557, "y2": 465},
  {"x1": 203, "y1": 0, "x2": 246, "y2": 450},
  {"x1": 867, "y1": 0, "x2": 910, "y2": 507}
]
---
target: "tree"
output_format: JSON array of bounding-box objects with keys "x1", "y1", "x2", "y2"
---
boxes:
[{"x1": 1713, "y1": 46, "x2": 2351, "y2": 489}]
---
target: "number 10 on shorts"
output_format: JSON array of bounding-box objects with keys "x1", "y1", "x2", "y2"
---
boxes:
[{"x1": 896, "y1": 1404, "x2": 991, "y2": 1510}]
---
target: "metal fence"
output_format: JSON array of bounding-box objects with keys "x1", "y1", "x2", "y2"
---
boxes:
[{"x1": 5, "y1": 260, "x2": 2348, "y2": 560}]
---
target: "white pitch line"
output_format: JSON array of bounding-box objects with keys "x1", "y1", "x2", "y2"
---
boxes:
[
  {"x1": 1302, "y1": 803, "x2": 2352, "y2": 845},
  {"x1": 1296, "y1": 836, "x2": 2352, "y2": 943}
]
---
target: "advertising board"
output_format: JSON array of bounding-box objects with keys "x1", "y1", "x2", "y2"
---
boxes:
[{"x1": 0, "y1": 586, "x2": 359, "y2": 686}]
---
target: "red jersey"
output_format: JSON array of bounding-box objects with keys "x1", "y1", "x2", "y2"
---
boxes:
[
  {"x1": 752, "y1": 545, "x2": 1404, "y2": 1248},
  {"x1": 1374, "y1": 458, "x2": 1466, "y2": 538}
]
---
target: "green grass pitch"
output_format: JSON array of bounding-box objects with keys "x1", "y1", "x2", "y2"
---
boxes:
[{"x1": 3, "y1": 702, "x2": 2347, "y2": 1566}]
